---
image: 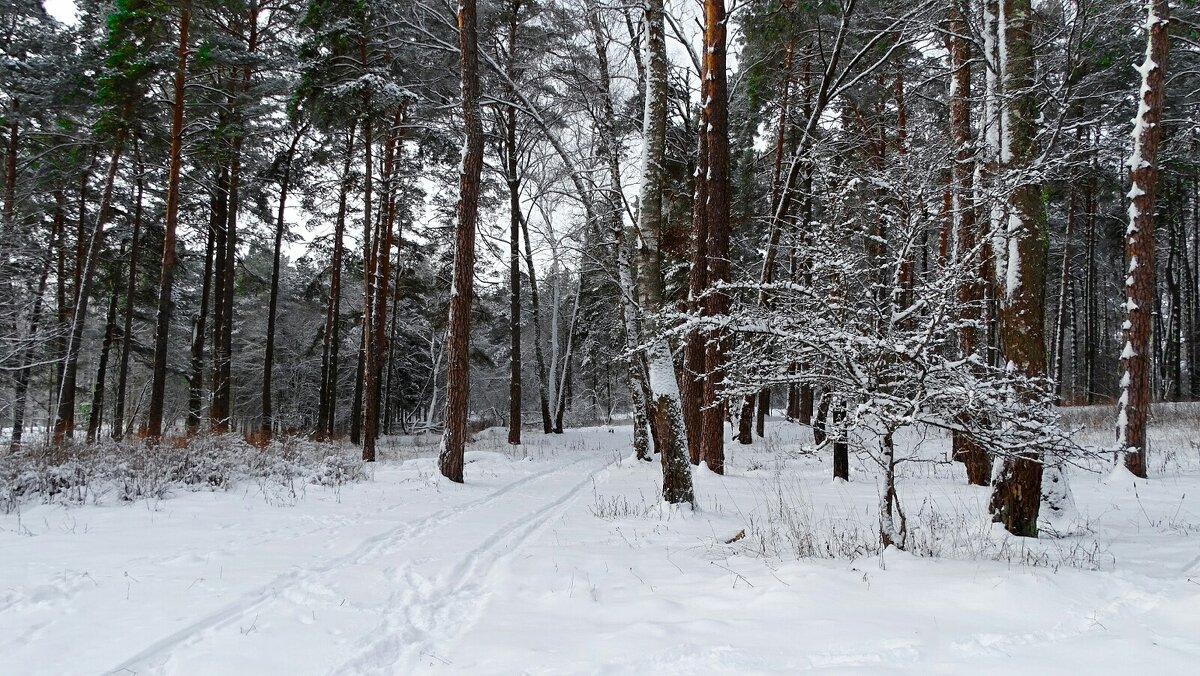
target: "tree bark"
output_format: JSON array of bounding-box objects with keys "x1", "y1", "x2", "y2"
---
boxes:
[
  {"x1": 699, "y1": 0, "x2": 731, "y2": 475},
  {"x1": 947, "y1": 1, "x2": 989, "y2": 486},
  {"x1": 1117, "y1": 0, "x2": 1168, "y2": 478},
  {"x1": 988, "y1": 0, "x2": 1048, "y2": 537},
  {"x1": 439, "y1": 0, "x2": 484, "y2": 482},
  {"x1": 146, "y1": 4, "x2": 191, "y2": 441},
  {"x1": 363, "y1": 109, "x2": 402, "y2": 462},
  {"x1": 519, "y1": 212, "x2": 553, "y2": 434},
  {"x1": 505, "y1": 0, "x2": 523, "y2": 446}
]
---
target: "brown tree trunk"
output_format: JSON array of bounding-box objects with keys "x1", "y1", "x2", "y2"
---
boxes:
[
  {"x1": 694, "y1": 0, "x2": 731, "y2": 474},
  {"x1": 1117, "y1": 0, "x2": 1168, "y2": 478},
  {"x1": 683, "y1": 127, "x2": 708, "y2": 465},
  {"x1": 146, "y1": 4, "x2": 191, "y2": 441},
  {"x1": 363, "y1": 109, "x2": 402, "y2": 462},
  {"x1": 351, "y1": 106, "x2": 375, "y2": 448},
  {"x1": 736, "y1": 394, "x2": 754, "y2": 445},
  {"x1": 211, "y1": 4, "x2": 259, "y2": 435},
  {"x1": 988, "y1": 0, "x2": 1048, "y2": 537},
  {"x1": 439, "y1": 0, "x2": 484, "y2": 482},
  {"x1": 947, "y1": 1, "x2": 989, "y2": 486}
]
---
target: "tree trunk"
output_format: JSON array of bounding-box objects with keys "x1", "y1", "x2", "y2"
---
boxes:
[
  {"x1": 698, "y1": 0, "x2": 730, "y2": 475},
  {"x1": 261, "y1": 128, "x2": 302, "y2": 439},
  {"x1": 832, "y1": 399, "x2": 848, "y2": 481},
  {"x1": 146, "y1": 5, "x2": 191, "y2": 441},
  {"x1": 186, "y1": 192, "x2": 216, "y2": 435},
  {"x1": 351, "y1": 106, "x2": 375, "y2": 448},
  {"x1": 948, "y1": 1, "x2": 990, "y2": 486},
  {"x1": 113, "y1": 147, "x2": 145, "y2": 441},
  {"x1": 9, "y1": 249, "x2": 52, "y2": 452},
  {"x1": 53, "y1": 128, "x2": 128, "y2": 445},
  {"x1": 588, "y1": 7, "x2": 652, "y2": 461},
  {"x1": 317, "y1": 126, "x2": 354, "y2": 439},
  {"x1": 505, "y1": 1, "x2": 523, "y2": 446},
  {"x1": 683, "y1": 126, "x2": 708, "y2": 465},
  {"x1": 363, "y1": 110, "x2": 403, "y2": 462},
  {"x1": 439, "y1": 0, "x2": 484, "y2": 482},
  {"x1": 86, "y1": 285, "x2": 120, "y2": 443},
  {"x1": 519, "y1": 212, "x2": 553, "y2": 434},
  {"x1": 988, "y1": 0, "x2": 1048, "y2": 537},
  {"x1": 1117, "y1": 0, "x2": 1168, "y2": 478},
  {"x1": 211, "y1": 4, "x2": 259, "y2": 435},
  {"x1": 736, "y1": 394, "x2": 754, "y2": 445}
]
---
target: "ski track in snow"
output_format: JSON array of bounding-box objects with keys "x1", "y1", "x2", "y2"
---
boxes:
[
  {"x1": 99, "y1": 454, "x2": 604, "y2": 676},
  {"x1": 330, "y1": 458, "x2": 614, "y2": 674}
]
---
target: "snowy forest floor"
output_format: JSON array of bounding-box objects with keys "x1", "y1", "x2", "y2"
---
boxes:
[{"x1": 3, "y1": 408, "x2": 1200, "y2": 675}]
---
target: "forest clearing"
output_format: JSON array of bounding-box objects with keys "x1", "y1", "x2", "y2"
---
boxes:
[
  {"x1": 4, "y1": 0, "x2": 1200, "y2": 672},
  {"x1": 3, "y1": 408, "x2": 1200, "y2": 674}
]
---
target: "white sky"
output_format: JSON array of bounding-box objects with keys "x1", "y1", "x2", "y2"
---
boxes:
[{"x1": 43, "y1": 0, "x2": 77, "y2": 24}]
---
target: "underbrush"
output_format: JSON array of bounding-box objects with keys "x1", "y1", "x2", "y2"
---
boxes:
[
  {"x1": 738, "y1": 472, "x2": 1114, "y2": 571},
  {"x1": 0, "y1": 435, "x2": 368, "y2": 513}
]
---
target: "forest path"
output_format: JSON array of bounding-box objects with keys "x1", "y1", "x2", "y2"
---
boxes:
[{"x1": 95, "y1": 447, "x2": 615, "y2": 676}]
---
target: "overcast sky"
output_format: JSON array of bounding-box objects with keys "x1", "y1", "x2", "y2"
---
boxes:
[{"x1": 44, "y1": 0, "x2": 77, "y2": 24}]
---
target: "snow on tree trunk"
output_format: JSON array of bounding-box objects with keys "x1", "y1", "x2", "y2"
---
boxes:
[
  {"x1": 987, "y1": 0, "x2": 1047, "y2": 538},
  {"x1": 699, "y1": 0, "x2": 731, "y2": 475},
  {"x1": 1117, "y1": 0, "x2": 1168, "y2": 479},
  {"x1": 638, "y1": 0, "x2": 693, "y2": 503},
  {"x1": 947, "y1": 0, "x2": 990, "y2": 487}
]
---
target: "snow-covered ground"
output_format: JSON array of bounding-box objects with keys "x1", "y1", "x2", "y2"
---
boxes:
[{"x1": 3, "y1": 413, "x2": 1199, "y2": 675}]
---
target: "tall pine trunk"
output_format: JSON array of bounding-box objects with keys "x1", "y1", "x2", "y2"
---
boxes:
[
  {"x1": 363, "y1": 110, "x2": 402, "y2": 462},
  {"x1": 1117, "y1": 0, "x2": 1168, "y2": 478},
  {"x1": 146, "y1": 4, "x2": 191, "y2": 440},
  {"x1": 186, "y1": 194, "x2": 216, "y2": 435},
  {"x1": 988, "y1": 0, "x2": 1049, "y2": 537},
  {"x1": 439, "y1": 0, "x2": 484, "y2": 482},
  {"x1": 699, "y1": 0, "x2": 731, "y2": 475},
  {"x1": 637, "y1": 0, "x2": 694, "y2": 502},
  {"x1": 948, "y1": 1, "x2": 989, "y2": 486}
]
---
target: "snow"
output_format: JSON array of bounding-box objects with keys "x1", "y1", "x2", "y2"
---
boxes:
[{"x1": 4, "y1": 416, "x2": 1200, "y2": 674}]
